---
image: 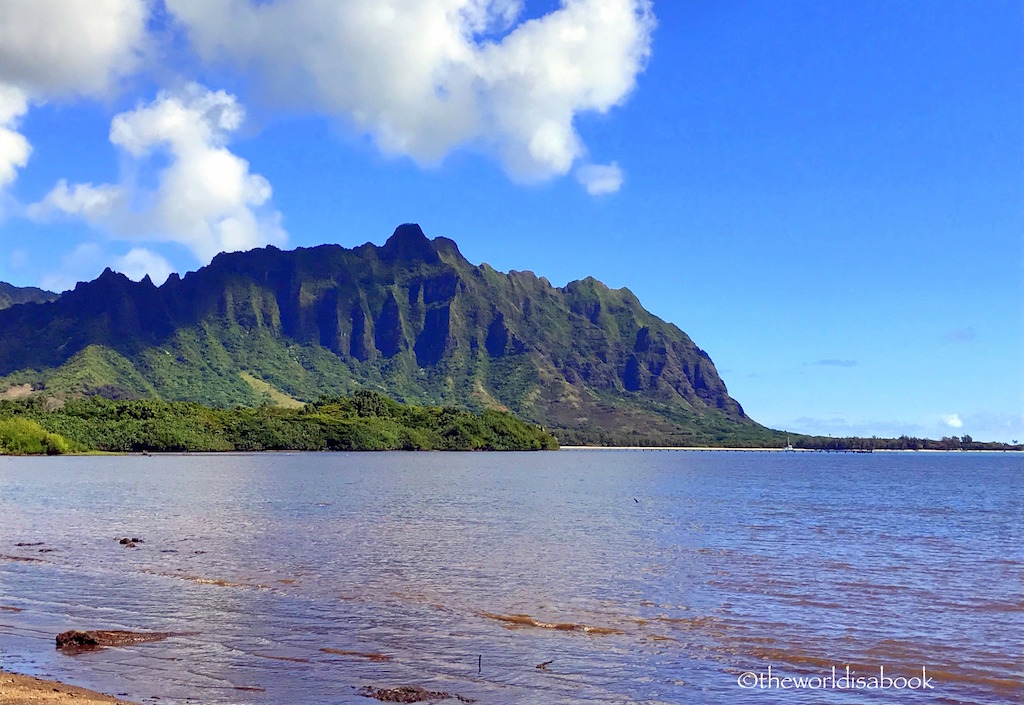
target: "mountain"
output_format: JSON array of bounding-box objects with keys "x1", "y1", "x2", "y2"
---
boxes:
[
  {"x1": 0, "y1": 282, "x2": 58, "y2": 310},
  {"x1": 0, "y1": 225, "x2": 780, "y2": 445}
]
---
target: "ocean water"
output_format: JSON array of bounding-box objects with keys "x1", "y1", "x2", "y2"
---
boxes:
[{"x1": 0, "y1": 451, "x2": 1020, "y2": 704}]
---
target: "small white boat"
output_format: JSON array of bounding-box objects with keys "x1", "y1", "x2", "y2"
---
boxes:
[{"x1": 783, "y1": 438, "x2": 794, "y2": 452}]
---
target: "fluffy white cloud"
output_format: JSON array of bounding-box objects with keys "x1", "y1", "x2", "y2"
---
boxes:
[
  {"x1": 115, "y1": 248, "x2": 175, "y2": 285},
  {"x1": 31, "y1": 85, "x2": 287, "y2": 262},
  {"x1": 0, "y1": 0, "x2": 148, "y2": 198},
  {"x1": 0, "y1": 0, "x2": 148, "y2": 97},
  {"x1": 575, "y1": 161, "x2": 623, "y2": 195},
  {"x1": 166, "y1": 0, "x2": 654, "y2": 181},
  {"x1": 942, "y1": 413, "x2": 963, "y2": 429},
  {"x1": 27, "y1": 180, "x2": 126, "y2": 221},
  {"x1": 0, "y1": 84, "x2": 30, "y2": 193}
]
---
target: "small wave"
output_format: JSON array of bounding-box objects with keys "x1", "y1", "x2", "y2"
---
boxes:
[
  {"x1": 321, "y1": 647, "x2": 392, "y2": 662},
  {"x1": 141, "y1": 569, "x2": 271, "y2": 590},
  {"x1": 254, "y1": 653, "x2": 311, "y2": 664},
  {"x1": 654, "y1": 615, "x2": 720, "y2": 631}
]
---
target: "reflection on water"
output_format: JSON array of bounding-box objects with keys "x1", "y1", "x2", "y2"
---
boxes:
[{"x1": 0, "y1": 451, "x2": 1021, "y2": 704}]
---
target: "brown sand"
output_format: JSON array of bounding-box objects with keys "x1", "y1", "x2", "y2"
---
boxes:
[{"x1": 0, "y1": 671, "x2": 137, "y2": 705}]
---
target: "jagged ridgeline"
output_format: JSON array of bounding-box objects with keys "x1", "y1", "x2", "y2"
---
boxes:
[{"x1": 0, "y1": 224, "x2": 781, "y2": 446}]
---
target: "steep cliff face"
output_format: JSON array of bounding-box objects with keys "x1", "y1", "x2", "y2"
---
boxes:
[{"x1": 0, "y1": 224, "x2": 771, "y2": 444}]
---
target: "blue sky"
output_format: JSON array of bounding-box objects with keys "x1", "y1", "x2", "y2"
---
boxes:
[{"x1": 0, "y1": 1, "x2": 1020, "y2": 442}]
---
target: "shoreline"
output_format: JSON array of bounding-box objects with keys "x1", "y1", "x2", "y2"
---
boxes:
[
  {"x1": 1, "y1": 447, "x2": 1018, "y2": 458},
  {"x1": 557, "y1": 446, "x2": 1019, "y2": 453},
  {"x1": 0, "y1": 670, "x2": 137, "y2": 704}
]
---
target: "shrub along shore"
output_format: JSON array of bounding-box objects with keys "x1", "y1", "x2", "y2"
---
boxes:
[{"x1": 0, "y1": 391, "x2": 559, "y2": 454}]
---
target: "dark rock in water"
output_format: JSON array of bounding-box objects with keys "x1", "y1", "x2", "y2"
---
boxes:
[
  {"x1": 38, "y1": 548, "x2": 55, "y2": 553},
  {"x1": 358, "y1": 685, "x2": 475, "y2": 703},
  {"x1": 56, "y1": 631, "x2": 101, "y2": 649},
  {"x1": 15, "y1": 542, "x2": 44, "y2": 547},
  {"x1": 56, "y1": 630, "x2": 177, "y2": 651},
  {"x1": 118, "y1": 538, "x2": 131, "y2": 544}
]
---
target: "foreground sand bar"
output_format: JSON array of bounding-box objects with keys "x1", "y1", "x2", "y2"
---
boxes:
[{"x1": 0, "y1": 671, "x2": 137, "y2": 705}]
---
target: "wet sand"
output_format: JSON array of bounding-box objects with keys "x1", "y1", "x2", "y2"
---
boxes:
[{"x1": 0, "y1": 671, "x2": 137, "y2": 705}]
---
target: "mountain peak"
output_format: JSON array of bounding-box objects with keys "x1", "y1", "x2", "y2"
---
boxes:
[
  {"x1": 380, "y1": 223, "x2": 439, "y2": 262},
  {"x1": 0, "y1": 224, "x2": 760, "y2": 446}
]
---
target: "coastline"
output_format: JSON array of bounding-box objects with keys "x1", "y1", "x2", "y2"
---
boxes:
[
  {"x1": 558, "y1": 446, "x2": 1019, "y2": 453},
  {"x1": 0, "y1": 670, "x2": 137, "y2": 705}
]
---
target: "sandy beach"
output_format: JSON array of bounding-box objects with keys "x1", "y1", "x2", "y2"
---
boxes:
[{"x1": 0, "y1": 671, "x2": 136, "y2": 705}]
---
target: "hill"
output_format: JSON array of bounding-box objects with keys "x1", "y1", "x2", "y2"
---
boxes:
[
  {"x1": 0, "y1": 282, "x2": 58, "y2": 310},
  {"x1": 0, "y1": 224, "x2": 782, "y2": 446}
]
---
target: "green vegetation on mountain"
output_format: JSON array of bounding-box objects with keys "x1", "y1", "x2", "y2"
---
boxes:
[
  {"x1": 0, "y1": 391, "x2": 558, "y2": 453},
  {"x1": 0, "y1": 224, "x2": 776, "y2": 446}
]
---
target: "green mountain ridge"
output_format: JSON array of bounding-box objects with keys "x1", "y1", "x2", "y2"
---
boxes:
[
  {"x1": 0, "y1": 224, "x2": 781, "y2": 446},
  {"x1": 0, "y1": 281, "x2": 58, "y2": 310}
]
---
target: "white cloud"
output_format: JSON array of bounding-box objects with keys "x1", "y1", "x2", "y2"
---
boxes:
[
  {"x1": 942, "y1": 413, "x2": 963, "y2": 429},
  {"x1": 0, "y1": 0, "x2": 148, "y2": 97},
  {"x1": 166, "y1": 0, "x2": 654, "y2": 179},
  {"x1": 0, "y1": 84, "x2": 30, "y2": 192},
  {"x1": 0, "y1": 0, "x2": 148, "y2": 199},
  {"x1": 31, "y1": 84, "x2": 287, "y2": 262},
  {"x1": 575, "y1": 161, "x2": 623, "y2": 195},
  {"x1": 114, "y1": 248, "x2": 174, "y2": 285},
  {"x1": 27, "y1": 180, "x2": 126, "y2": 221}
]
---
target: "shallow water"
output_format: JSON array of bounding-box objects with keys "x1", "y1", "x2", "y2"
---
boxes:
[{"x1": 0, "y1": 451, "x2": 1021, "y2": 704}]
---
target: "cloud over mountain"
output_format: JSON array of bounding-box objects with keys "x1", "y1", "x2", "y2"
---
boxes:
[
  {"x1": 166, "y1": 0, "x2": 655, "y2": 181},
  {"x1": 30, "y1": 85, "x2": 286, "y2": 263}
]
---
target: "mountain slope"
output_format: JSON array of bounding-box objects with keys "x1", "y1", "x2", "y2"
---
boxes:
[
  {"x1": 0, "y1": 225, "x2": 780, "y2": 445},
  {"x1": 0, "y1": 282, "x2": 58, "y2": 310}
]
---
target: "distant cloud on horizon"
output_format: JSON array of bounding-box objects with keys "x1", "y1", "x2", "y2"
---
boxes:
[{"x1": 942, "y1": 413, "x2": 964, "y2": 429}]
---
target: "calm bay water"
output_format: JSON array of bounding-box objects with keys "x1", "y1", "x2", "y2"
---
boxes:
[{"x1": 0, "y1": 451, "x2": 1021, "y2": 704}]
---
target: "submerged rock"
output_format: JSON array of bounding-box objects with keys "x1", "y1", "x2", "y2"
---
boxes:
[
  {"x1": 56, "y1": 630, "x2": 177, "y2": 651},
  {"x1": 358, "y1": 686, "x2": 475, "y2": 703}
]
